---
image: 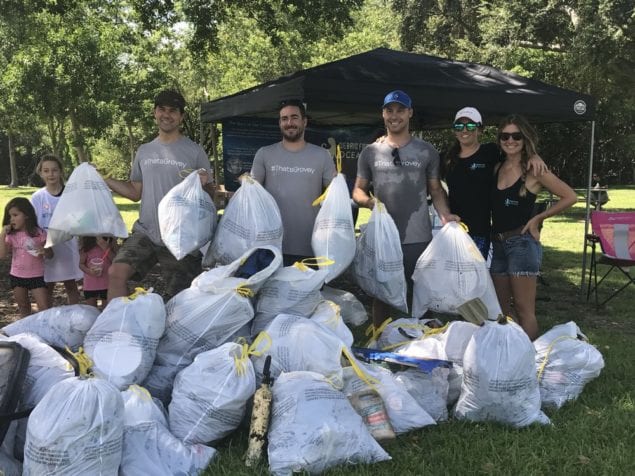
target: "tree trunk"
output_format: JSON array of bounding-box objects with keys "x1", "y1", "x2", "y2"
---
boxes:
[
  {"x1": 69, "y1": 110, "x2": 88, "y2": 163},
  {"x1": 8, "y1": 132, "x2": 19, "y2": 187},
  {"x1": 126, "y1": 123, "x2": 135, "y2": 167}
]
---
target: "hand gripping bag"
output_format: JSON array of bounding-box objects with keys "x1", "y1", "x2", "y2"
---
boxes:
[
  {"x1": 321, "y1": 285, "x2": 368, "y2": 327},
  {"x1": 311, "y1": 174, "x2": 356, "y2": 283},
  {"x1": 353, "y1": 199, "x2": 407, "y2": 313},
  {"x1": 251, "y1": 313, "x2": 351, "y2": 388},
  {"x1": 342, "y1": 363, "x2": 436, "y2": 434},
  {"x1": 534, "y1": 321, "x2": 605, "y2": 409},
  {"x1": 143, "y1": 246, "x2": 281, "y2": 403},
  {"x1": 120, "y1": 385, "x2": 216, "y2": 475},
  {"x1": 412, "y1": 222, "x2": 501, "y2": 319},
  {"x1": 267, "y1": 371, "x2": 390, "y2": 475},
  {"x1": 158, "y1": 169, "x2": 217, "y2": 260},
  {"x1": 169, "y1": 341, "x2": 258, "y2": 444},
  {"x1": 2, "y1": 304, "x2": 100, "y2": 351},
  {"x1": 23, "y1": 376, "x2": 124, "y2": 475},
  {"x1": 204, "y1": 175, "x2": 283, "y2": 267},
  {"x1": 454, "y1": 318, "x2": 550, "y2": 427},
  {"x1": 310, "y1": 300, "x2": 354, "y2": 348},
  {"x1": 84, "y1": 289, "x2": 166, "y2": 390},
  {"x1": 45, "y1": 162, "x2": 128, "y2": 246},
  {"x1": 251, "y1": 259, "x2": 329, "y2": 337}
]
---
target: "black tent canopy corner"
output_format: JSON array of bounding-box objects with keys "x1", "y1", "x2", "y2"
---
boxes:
[{"x1": 200, "y1": 47, "x2": 595, "y2": 128}]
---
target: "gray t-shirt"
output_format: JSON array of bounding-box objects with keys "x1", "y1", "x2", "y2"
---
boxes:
[
  {"x1": 131, "y1": 136, "x2": 211, "y2": 245},
  {"x1": 357, "y1": 137, "x2": 440, "y2": 244},
  {"x1": 251, "y1": 141, "x2": 336, "y2": 256}
]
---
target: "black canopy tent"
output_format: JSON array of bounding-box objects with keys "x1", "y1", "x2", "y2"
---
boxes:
[
  {"x1": 201, "y1": 47, "x2": 597, "y2": 288},
  {"x1": 201, "y1": 48, "x2": 594, "y2": 127}
]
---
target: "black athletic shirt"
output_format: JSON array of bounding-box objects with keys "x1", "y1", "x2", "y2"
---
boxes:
[
  {"x1": 446, "y1": 142, "x2": 501, "y2": 236},
  {"x1": 491, "y1": 166, "x2": 537, "y2": 234}
]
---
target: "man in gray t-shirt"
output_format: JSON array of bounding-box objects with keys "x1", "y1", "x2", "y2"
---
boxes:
[
  {"x1": 353, "y1": 90, "x2": 459, "y2": 326},
  {"x1": 251, "y1": 99, "x2": 336, "y2": 265},
  {"x1": 104, "y1": 90, "x2": 214, "y2": 301}
]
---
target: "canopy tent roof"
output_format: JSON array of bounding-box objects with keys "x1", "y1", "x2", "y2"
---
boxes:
[{"x1": 201, "y1": 47, "x2": 594, "y2": 128}]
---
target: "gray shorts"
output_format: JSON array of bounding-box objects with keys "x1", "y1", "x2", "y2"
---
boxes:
[{"x1": 113, "y1": 231, "x2": 202, "y2": 298}]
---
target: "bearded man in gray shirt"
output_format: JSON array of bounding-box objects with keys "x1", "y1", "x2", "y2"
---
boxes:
[
  {"x1": 104, "y1": 90, "x2": 214, "y2": 301},
  {"x1": 251, "y1": 99, "x2": 336, "y2": 266},
  {"x1": 353, "y1": 90, "x2": 460, "y2": 327}
]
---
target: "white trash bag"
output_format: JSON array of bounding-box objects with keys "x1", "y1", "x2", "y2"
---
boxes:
[
  {"x1": 310, "y1": 300, "x2": 354, "y2": 349},
  {"x1": 412, "y1": 222, "x2": 501, "y2": 319},
  {"x1": 396, "y1": 321, "x2": 479, "y2": 405},
  {"x1": 252, "y1": 259, "x2": 329, "y2": 337},
  {"x1": 204, "y1": 174, "x2": 283, "y2": 267},
  {"x1": 251, "y1": 314, "x2": 350, "y2": 388},
  {"x1": 0, "y1": 448, "x2": 21, "y2": 476},
  {"x1": 84, "y1": 289, "x2": 166, "y2": 390},
  {"x1": 45, "y1": 162, "x2": 128, "y2": 246},
  {"x1": 169, "y1": 342, "x2": 257, "y2": 444},
  {"x1": 268, "y1": 371, "x2": 390, "y2": 475},
  {"x1": 353, "y1": 199, "x2": 407, "y2": 313},
  {"x1": 454, "y1": 318, "x2": 550, "y2": 427},
  {"x1": 23, "y1": 377, "x2": 124, "y2": 475},
  {"x1": 366, "y1": 317, "x2": 430, "y2": 351},
  {"x1": 394, "y1": 367, "x2": 450, "y2": 421},
  {"x1": 158, "y1": 169, "x2": 217, "y2": 260},
  {"x1": 534, "y1": 321, "x2": 605, "y2": 409},
  {"x1": 311, "y1": 174, "x2": 356, "y2": 283},
  {"x1": 120, "y1": 385, "x2": 216, "y2": 475},
  {"x1": 321, "y1": 285, "x2": 368, "y2": 327},
  {"x1": 2, "y1": 304, "x2": 100, "y2": 351},
  {"x1": 144, "y1": 246, "x2": 281, "y2": 403},
  {"x1": 342, "y1": 363, "x2": 436, "y2": 434}
]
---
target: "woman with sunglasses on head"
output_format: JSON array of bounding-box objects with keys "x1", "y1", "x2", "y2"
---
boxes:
[
  {"x1": 490, "y1": 114, "x2": 576, "y2": 339},
  {"x1": 444, "y1": 107, "x2": 547, "y2": 259}
]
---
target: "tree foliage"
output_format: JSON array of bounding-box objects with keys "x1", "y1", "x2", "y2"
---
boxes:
[{"x1": 392, "y1": 0, "x2": 634, "y2": 183}]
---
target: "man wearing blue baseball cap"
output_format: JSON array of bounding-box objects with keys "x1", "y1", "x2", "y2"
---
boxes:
[{"x1": 353, "y1": 90, "x2": 459, "y2": 326}]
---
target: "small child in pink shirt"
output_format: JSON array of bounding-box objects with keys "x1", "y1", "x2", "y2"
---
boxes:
[
  {"x1": 79, "y1": 236, "x2": 117, "y2": 309},
  {"x1": 0, "y1": 197, "x2": 53, "y2": 316}
]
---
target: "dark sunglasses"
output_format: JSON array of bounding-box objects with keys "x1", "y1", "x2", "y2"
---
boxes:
[
  {"x1": 499, "y1": 132, "x2": 523, "y2": 141},
  {"x1": 452, "y1": 122, "x2": 479, "y2": 132},
  {"x1": 392, "y1": 148, "x2": 402, "y2": 166}
]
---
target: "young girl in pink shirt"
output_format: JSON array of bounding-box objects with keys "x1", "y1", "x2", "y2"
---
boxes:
[
  {"x1": 0, "y1": 197, "x2": 53, "y2": 316},
  {"x1": 79, "y1": 236, "x2": 117, "y2": 309}
]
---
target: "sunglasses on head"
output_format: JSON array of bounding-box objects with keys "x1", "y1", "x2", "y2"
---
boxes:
[
  {"x1": 499, "y1": 132, "x2": 523, "y2": 141},
  {"x1": 452, "y1": 122, "x2": 479, "y2": 132},
  {"x1": 391, "y1": 148, "x2": 402, "y2": 166}
]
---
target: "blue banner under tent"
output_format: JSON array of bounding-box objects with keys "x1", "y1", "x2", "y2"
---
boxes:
[{"x1": 222, "y1": 117, "x2": 377, "y2": 192}]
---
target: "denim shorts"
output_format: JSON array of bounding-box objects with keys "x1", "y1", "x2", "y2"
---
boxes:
[{"x1": 490, "y1": 233, "x2": 542, "y2": 277}]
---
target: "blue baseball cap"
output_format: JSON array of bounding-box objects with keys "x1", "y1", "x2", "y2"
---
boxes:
[{"x1": 383, "y1": 90, "x2": 412, "y2": 109}]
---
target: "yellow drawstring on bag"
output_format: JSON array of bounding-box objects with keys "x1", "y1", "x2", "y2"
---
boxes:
[
  {"x1": 364, "y1": 318, "x2": 393, "y2": 347},
  {"x1": 293, "y1": 256, "x2": 335, "y2": 272},
  {"x1": 341, "y1": 347, "x2": 379, "y2": 391},
  {"x1": 234, "y1": 333, "x2": 273, "y2": 376},
  {"x1": 536, "y1": 335, "x2": 577, "y2": 382},
  {"x1": 65, "y1": 346, "x2": 94, "y2": 377},
  {"x1": 124, "y1": 287, "x2": 150, "y2": 302}
]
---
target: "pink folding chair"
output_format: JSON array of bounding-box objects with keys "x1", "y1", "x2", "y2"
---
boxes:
[{"x1": 586, "y1": 211, "x2": 635, "y2": 307}]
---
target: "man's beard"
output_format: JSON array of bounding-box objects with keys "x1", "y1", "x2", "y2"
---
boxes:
[{"x1": 281, "y1": 125, "x2": 304, "y2": 142}]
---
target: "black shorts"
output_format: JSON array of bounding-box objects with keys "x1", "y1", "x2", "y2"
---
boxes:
[
  {"x1": 9, "y1": 274, "x2": 46, "y2": 290},
  {"x1": 84, "y1": 289, "x2": 107, "y2": 299}
]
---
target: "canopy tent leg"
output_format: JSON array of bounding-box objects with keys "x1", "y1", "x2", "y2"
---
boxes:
[{"x1": 580, "y1": 120, "x2": 596, "y2": 290}]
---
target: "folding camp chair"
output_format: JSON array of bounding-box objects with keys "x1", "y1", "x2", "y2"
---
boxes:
[{"x1": 585, "y1": 211, "x2": 635, "y2": 307}]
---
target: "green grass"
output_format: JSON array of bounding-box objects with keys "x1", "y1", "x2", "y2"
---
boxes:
[{"x1": 1, "y1": 185, "x2": 633, "y2": 475}]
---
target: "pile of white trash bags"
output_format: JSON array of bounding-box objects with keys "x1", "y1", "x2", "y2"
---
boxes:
[{"x1": 0, "y1": 244, "x2": 606, "y2": 474}]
